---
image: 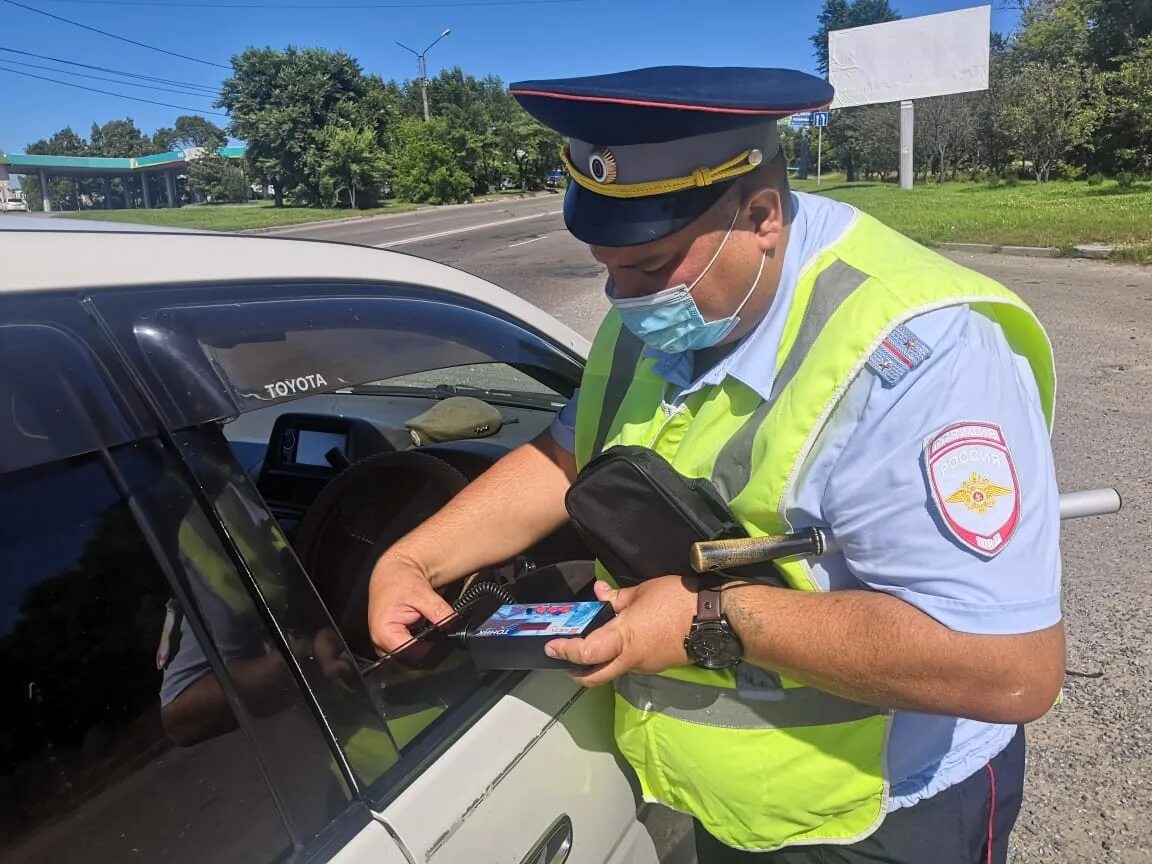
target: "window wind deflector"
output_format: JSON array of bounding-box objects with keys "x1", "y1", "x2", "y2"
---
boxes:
[
  {"x1": 0, "y1": 323, "x2": 143, "y2": 473},
  {"x1": 133, "y1": 295, "x2": 576, "y2": 423}
]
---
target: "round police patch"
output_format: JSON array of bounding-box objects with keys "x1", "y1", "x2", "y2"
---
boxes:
[{"x1": 925, "y1": 421, "x2": 1021, "y2": 557}]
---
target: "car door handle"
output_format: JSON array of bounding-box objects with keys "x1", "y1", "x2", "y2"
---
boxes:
[{"x1": 519, "y1": 814, "x2": 573, "y2": 864}]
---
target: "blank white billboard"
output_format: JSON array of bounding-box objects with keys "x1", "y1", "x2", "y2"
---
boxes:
[{"x1": 829, "y1": 5, "x2": 990, "y2": 108}]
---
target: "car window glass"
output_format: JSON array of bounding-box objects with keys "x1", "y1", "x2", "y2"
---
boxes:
[
  {"x1": 172, "y1": 422, "x2": 594, "y2": 809},
  {"x1": 367, "y1": 362, "x2": 564, "y2": 398},
  {"x1": 0, "y1": 318, "x2": 152, "y2": 475},
  {"x1": 112, "y1": 289, "x2": 580, "y2": 428},
  {"x1": 171, "y1": 424, "x2": 443, "y2": 793},
  {"x1": 0, "y1": 448, "x2": 293, "y2": 864}
]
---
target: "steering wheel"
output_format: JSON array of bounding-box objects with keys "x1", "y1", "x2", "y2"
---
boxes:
[{"x1": 293, "y1": 449, "x2": 502, "y2": 658}]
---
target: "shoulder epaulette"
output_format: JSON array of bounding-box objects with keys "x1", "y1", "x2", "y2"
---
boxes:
[{"x1": 866, "y1": 323, "x2": 932, "y2": 387}]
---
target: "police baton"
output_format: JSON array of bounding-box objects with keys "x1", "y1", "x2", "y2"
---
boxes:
[{"x1": 689, "y1": 487, "x2": 1123, "y2": 574}]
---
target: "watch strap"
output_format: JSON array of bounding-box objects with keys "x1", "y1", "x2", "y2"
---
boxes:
[{"x1": 696, "y1": 585, "x2": 722, "y2": 624}]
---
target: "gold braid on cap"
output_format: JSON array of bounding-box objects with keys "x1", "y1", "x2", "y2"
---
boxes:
[{"x1": 559, "y1": 146, "x2": 763, "y2": 199}]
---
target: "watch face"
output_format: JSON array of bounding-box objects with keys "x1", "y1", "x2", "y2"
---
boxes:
[{"x1": 687, "y1": 623, "x2": 741, "y2": 669}]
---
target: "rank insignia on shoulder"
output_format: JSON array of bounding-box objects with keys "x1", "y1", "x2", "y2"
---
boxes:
[{"x1": 866, "y1": 324, "x2": 932, "y2": 387}]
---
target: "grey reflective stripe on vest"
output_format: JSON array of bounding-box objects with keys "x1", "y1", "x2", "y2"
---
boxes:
[
  {"x1": 711, "y1": 260, "x2": 870, "y2": 501},
  {"x1": 617, "y1": 672, "x2": 884, "y2": 729},
  {"x1": 592, "y1": 326, "x2": 645, "y2": 458}
]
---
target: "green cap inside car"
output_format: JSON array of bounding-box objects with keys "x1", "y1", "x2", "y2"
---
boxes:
[{"x1": 405, "y1": 396, "x2": 504, "y2": 446}]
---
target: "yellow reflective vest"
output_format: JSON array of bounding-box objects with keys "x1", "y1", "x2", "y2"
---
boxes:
[{"x1": 573, "y1": 210, "x2": 1055, "y2": 851}]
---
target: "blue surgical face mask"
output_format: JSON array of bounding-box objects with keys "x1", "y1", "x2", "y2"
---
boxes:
[{"x1": 607, "y1": 207, "x2": 767, "y2": 354}]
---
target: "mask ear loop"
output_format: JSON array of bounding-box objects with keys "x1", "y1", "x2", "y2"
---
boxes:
[
  {"x1": 687, "y1": 203, "x2": 743, "y2": 293},
  {"x1": 730, "y1": 249, "x2": 768, "y2": 321}
]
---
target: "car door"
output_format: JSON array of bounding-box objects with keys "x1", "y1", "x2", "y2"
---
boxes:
[
  {"x1": 87, "y1": 271, "x2": 684, "y2": 864},
  {"x1": 0, "y1": 292, "x2": 411, "y2": 864}
]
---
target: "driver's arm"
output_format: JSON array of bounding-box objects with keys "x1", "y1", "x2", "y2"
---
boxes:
[{"x1": 378, "y1": 395, "x2": 579, "y2": 590}]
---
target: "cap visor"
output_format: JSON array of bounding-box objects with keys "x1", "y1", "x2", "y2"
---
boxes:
[{"x1": 562, "y1": 180, "x2": 733, "y2": 247}]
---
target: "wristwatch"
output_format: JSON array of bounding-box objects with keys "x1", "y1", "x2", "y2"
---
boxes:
[{"x1": 684, "y1": 583, "x2": 743, "y2": 669}]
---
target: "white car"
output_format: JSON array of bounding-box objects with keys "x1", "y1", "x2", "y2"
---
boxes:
[
  {"x1": 1, "y1": 189, "x2": 28, "y2": 211},
  {"x1": 0, "y1": 219, "x2": 693, "y2": 864}
]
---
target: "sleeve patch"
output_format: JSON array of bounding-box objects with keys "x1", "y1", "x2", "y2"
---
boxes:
[
  {"x1": 867, "y1": 323, "x2": 933, "y2": 387},
  {"x1": 924, "y1": 421, "x2": 1021, "y2": 557}
]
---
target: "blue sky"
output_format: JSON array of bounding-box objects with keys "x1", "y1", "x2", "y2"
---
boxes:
[{"x1": 0, "y1": 0, "x2": 1021, "y2": 154}]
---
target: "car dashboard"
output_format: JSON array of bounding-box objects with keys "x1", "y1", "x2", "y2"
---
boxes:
[
  {"x1": 225, "y1": 391, "x2": 556, "y2": 524},
  {"x1": 220, "y1": 390, "x2": 590, "y2": 659}
]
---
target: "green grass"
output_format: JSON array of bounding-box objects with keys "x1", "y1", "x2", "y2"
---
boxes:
[
  {"x1": 791, "y1": 178, "x2": 1152, "y2": 260},
  {"x1": 58, "y1": 200, "x2": 426, "y2": 232}
]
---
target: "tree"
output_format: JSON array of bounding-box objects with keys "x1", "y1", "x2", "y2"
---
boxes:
[
  {"x1": 1001, "y1": 61, "x2": 1094, "y2": 180},
  {"x1": 1010, "y1": 0, "x2": 1152, "y2": 176},
  {"x1": 217, "y1": 46, "x2": 370, "y2": 207},
  {"x1": 316, "y1": 125, "x2": 387, "y2": 209},
  {"x1": 811, "y1": 0, "x2": 900, "y2": 76},
  {"x1": 152, "y1": 126, "x2": 179, "y2": 151},
  {"x1": 1085, "y1": 0, "x2": 1152, "y2": 69},
  {"x1": 390, "y1": 117, "x2": 473, "y2": 205},
  {"x1": 173, "y1": 115, "x2": 227, "y2": 151},
  {"x1": 918, "y1": 94, "x2": 978, "y2": 182},
  {"x1": 89, "y1": 118, "x2": 152, "y2": 158},
  {"x1": 186, "y1": 153, "x2": 248, "y2": 203},
  {"x1": 353, "y1": 75, "x2": 407, "y2": 148},
  {"x1": 1091, "y1": 35, "x2": 1152, "y2": 173},
  {"x1": 1012, "y1": 0, "x2": 1094, "y2": 65},
  {"x1": 23, "y1": 127, "x2": 91, "y2": 211},
  {"x1": 967, "y1": 41, "x2": 1018, "y2": 177},
  {"x1": 855, "y1": 103, "x2": 901, "y2": 180},
  {"x1": 824, "y1": 103, "x2": 900, "y2": 182}
]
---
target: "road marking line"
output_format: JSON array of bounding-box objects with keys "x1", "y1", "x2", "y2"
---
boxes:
[
  {"x1": 371, "y1": 220, "x2": 425, "y2": 232},
  {"x1": 374, "y1": 210, "x2": 562, "y2": 248},
  {"x1": 509, "y1": 236, "x2": 546, "y2": 248}
]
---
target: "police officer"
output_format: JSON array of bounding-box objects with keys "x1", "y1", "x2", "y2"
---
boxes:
[{"x1": 367, "y1": 65, "x2": 1064, "y2": 863}]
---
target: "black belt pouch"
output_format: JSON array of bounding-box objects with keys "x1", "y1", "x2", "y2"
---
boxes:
[{"x1": 563, "y1": 445, "x2": 784, "y2": 587}]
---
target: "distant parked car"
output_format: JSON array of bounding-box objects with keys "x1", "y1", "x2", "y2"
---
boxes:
[{"x1": 0, "y1": 188, "x2": 27, "y2": 211}]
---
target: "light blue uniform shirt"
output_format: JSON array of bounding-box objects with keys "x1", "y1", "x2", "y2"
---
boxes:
[{"x1": 551, "y1": 190, "x2": 1062, "y2": 810}]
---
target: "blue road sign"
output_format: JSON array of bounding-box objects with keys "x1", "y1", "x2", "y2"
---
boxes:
[
  {"x1": 789, "y1": 112, "x2": 812, "y2": 128},
  {"x1": 813, "y1": 111, "x2": 830, "y2": 128}
]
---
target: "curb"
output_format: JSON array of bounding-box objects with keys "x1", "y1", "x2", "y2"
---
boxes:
[{"x1": 936, "y1": 241, "x2": 1120, "y2": 261}]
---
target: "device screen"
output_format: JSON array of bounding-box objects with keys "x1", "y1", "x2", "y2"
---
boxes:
[
  {"x1": 473, "y1": 602, "x2": 607, "y2": 637},
  {"x1": 294, "y1": 430, "x2": 347, "y2": 466}
]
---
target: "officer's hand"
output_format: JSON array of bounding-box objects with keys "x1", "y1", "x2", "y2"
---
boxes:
[
  {"x1": 367, "y1": 557, "x2": 457, "y2": 658},
  {"x1": 544, "y1": 576, "x2": 697, "y2": 688}
]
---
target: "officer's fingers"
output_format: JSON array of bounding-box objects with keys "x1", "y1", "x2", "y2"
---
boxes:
[
  {"x1": 411, "y1": 590, "x2": 457, "y2": 627},
  {"x1": 594, "y1": 580, "x2": 634, "y2": 612},
  {"x1": 372, "y1": 621, "x2": 419, "y2": 656},
  {"x1": 569, "y1": 656, "x2": 630, "y2": 688},
  {"x1": 545, "y1": 623, "x2": 624, "y2": 667}
]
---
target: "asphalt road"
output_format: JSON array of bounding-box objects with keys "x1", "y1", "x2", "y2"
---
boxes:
[
  {"x1": 272, "y1": 198, "x2": 1152, "y2": 864},
  {"x1": 272, "y1": 194, "x2": 610, "y2": 336}
]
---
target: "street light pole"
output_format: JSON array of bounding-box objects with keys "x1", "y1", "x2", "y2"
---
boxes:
[{"x1": 396, "y1": 28, "x2": 451, "y2": 121}]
